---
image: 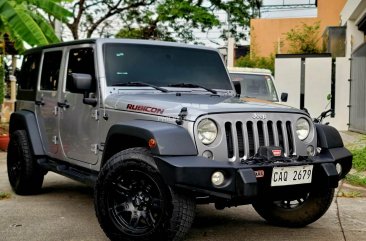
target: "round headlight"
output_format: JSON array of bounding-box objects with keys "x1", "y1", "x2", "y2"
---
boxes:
[
  {"x1": 296, "y1": 118, "x2": 310, "y2": 140},
  {"x1": 197, "y1": 119, "x2": 218, "y2": 145}
]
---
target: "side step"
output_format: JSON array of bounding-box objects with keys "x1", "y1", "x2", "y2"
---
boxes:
[{"x1": 37, "y1": 158, "x2": 98, "y2": 187}]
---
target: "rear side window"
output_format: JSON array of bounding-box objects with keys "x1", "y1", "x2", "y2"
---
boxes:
[
  {"x1": 19, "y1": 53, "x2": 41, "y2": 90},
  {"x1": 40, "y1": 51, "x2": 63, "y2": 91}
]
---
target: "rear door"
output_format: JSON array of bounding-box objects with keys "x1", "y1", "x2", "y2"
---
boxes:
[{"x1": 35, "y1": 49, "x2": 63, "y2": 157}]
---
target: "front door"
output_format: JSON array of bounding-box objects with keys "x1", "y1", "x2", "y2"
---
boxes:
[
  {"x1": 35, "y1": 50, "x2": 63, "y2": 157},
  {"x1": 59, "y1": 46, "x2": 99, "y2": 165}
]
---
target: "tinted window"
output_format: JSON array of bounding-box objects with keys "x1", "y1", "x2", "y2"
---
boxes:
[
  {"x1": 66, "y1": 48, "x2": 95, "y2": 92},
  {"x1": 40, "y1": 51, "x2": 62, "y2": 91},
  {"x1": 230, "y1": 73, "x2": 278, "y2": 101},
  {"x1": 103, "y1": 44, "x2": 232, "y2": 90},
  {"x1": 19, "y1": 53, "x2": 41, "y2": 90}
]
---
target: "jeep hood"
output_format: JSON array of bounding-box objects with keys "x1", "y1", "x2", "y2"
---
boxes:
[{"x1": 104, "y1": 93, "x2": 306, "y2": 121}]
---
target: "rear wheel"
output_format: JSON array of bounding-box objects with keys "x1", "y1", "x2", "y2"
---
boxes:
[
  {"x1": 95, "y1": 148, "x2": 195, "y2": 241},
  {"x1": 252, "y1": 188, "x2": 335, "y2": 227},
  {"x1": 7, "y1": 130, "x2": 44, "y2": 195}
]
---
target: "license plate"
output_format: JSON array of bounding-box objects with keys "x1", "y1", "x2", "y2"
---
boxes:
[{"x1": 271, "y1": 165, "x2": 313, "y2": 187}]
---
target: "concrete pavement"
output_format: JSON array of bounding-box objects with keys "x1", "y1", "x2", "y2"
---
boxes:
[{"x1": 1, "y1": 152, "x2": 365, "y2": 241}]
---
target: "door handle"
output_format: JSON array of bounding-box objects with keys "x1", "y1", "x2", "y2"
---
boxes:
[
  {"x1": 35, "y1": 98, "x2": 45, "y2": 106},
  {"x1": 57, "y1": 100, "x2": 70, "y2": 109}
]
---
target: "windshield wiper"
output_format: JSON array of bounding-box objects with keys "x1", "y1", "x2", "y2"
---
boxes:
[
  {"x1": 111, "y1": 82, "x2": 168, "y2": 93},
  {"x1": 168, "y1": 83, "x2": 217, "y2": 94}
]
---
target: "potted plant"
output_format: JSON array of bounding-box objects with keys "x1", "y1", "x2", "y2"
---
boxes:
[{"x1": 0, "y1": 122, "x2": 9, "y2": 151}]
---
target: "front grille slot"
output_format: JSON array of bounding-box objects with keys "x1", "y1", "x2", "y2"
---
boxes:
[
  {"x1": 224, "y1": 119, "x2": 296, "y2": 160},
  {"x1": 236, "y1": 122, "x2": 245, "y2": 157},
  {"x1": 225, "y1": 122, "x2": 234, "y2": 158},
  {"x1": 286, "y1": 121, "x2": 294, "y2": 154},
  {"x1": 267, "y1": 121, "x2": 275, "y2": 145},
  {"x1": 246, "y1": 122, "x2": 255, "y2": 157}
]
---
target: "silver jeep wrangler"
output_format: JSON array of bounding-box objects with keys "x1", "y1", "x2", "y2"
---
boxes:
[{"x1": 8, "y1": 39, "x2": 352, "y2": 241}]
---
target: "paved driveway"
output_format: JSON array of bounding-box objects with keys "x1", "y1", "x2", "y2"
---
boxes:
[{"x1": 0, "y1": 152, "x2": 365, "y2": 241}]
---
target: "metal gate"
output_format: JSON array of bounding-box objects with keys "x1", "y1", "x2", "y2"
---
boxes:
[{"x1": 350, "y1": 43, "x2": 366, "y2": 133}]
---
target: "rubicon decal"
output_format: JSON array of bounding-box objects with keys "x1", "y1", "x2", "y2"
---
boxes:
[{"x1": 127, "y1": 104, "x2": 164, "y2": 114}]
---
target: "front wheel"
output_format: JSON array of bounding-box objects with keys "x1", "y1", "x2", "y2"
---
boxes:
[
  {"x1": 252, "y1": 188, "x2": 335, "y2": 227},
  {"x1": 95, "y1": 148, "x2": 195, "y2": 241}
]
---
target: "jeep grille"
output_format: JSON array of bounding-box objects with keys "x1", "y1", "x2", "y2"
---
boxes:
[{"x1": 224, "y1": 120, "x2": 295, "y2": 159}]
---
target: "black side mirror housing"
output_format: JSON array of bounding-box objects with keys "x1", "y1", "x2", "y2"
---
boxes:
[
  {"x1": 71, "y1": 73, "x2": 97, "y2": 107},
  {"x1": 71, "y1": 73, "x2": 92, "y2": 91},
  {"x1": 281, "y1": 92, "x2": 288, "y2": 102}
]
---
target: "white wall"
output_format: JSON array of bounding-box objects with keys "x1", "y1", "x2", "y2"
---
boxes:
[
  {"x1": 327, "y1": 58, "x2": 350, "y2": 130},
  {"x1": 274, "y1": 58, "x2": 301, "y2": 108},
  {"x1": 304, "y1": 58, "x2": 332, "y2": 119},
  {"x1": 341, "y1": 0, "x2": 366, "y2": 57},
  {"x1": 275, "y1": 57, "x2": 350, "y2": 131}
]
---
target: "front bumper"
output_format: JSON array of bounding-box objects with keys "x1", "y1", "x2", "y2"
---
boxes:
[{"x1": 154, "y1": 147, "x2": 352, "y2": 200}]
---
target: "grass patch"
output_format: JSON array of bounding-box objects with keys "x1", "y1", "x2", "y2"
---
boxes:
[
  {"x1": 0, "y1": 191, "x2": 11, "y2": 200},
  {"x1": 345, "y1": 173, "x2": 366, "y2": 187},
  {"x1": 350, "y1": 147, "x2": 366, "y2": 172}
]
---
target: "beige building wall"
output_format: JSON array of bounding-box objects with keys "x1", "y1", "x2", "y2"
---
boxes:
[{"x1": 250, "y1": 0, "x2": 347, "y2": 57}]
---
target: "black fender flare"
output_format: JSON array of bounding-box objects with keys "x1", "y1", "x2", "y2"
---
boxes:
[
  {"x1": 102, "y1": 120, "x2": 197, "y2": 164},
  {"x1": 9, "y1": 110, "x2": 45, "y2": 156},
  {"x1": 315, "y1": 124, "x2": 344, "y2": 149}
]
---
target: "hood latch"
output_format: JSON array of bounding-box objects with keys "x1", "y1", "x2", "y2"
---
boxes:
[{"x1": 176, "y1": 107, "x2": 188, "y2": 125}]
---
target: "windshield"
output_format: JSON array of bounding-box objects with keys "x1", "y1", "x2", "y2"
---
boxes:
[
  {"x1": 103, "y1": 43, "x2": 232, "y2": 90},
  {"x1": 230, "y1": 73, "x2": 279, "y2": 101}
]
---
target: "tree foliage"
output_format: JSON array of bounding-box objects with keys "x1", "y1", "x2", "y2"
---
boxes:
[
  {"x1": 285, "y1": 21, "x2": 322, "y2": 54},
  {"x1": 0, "y1": 0, "x2": 72, "y2": 52},
  {"x1": 235, "y1": 54, "x2": 275, "y2": 74},
  {"x1": 66, "y1": 0, "x2": 255, "y2": 42}
]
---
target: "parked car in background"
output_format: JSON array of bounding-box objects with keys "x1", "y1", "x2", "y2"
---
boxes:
[{"x1": 228, "y1": 67, "x2": 281, "y2": 102}]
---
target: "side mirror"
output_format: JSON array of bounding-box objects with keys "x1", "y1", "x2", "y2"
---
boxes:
[
  {"x1": 71, "y1": 73, "x2": 92, "y2": 91},
  {"x1": 71, "y1": 73, "x2": 97, "y2": 107},
  {"x1": 280, "y1": 92, "x2": 288, "y2": 102}
]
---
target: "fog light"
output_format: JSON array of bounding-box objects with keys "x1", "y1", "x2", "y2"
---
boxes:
[
  {"x1": 336, "y1": 163, "x2": 342, "y2": 175},
  {"x1": 202, "y1": 150, "x2": 213, "y2": 160},
  {"x1": 307, "y1": 145, "x2": 315, "y2": 156},
  {"x1": 211, "y1": 171, "x2": 225, "y2": 186}
]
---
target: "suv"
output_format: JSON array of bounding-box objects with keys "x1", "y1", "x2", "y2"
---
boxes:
[
  {"x1": 228, "y1": 67, "x2": 280, "y2": 102},
  {"x1": 8, "y1": 39, "x2": 352, "y2": 241}
]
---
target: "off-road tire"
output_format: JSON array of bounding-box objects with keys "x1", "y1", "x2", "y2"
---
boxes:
[
  {"x1": 252, "y1": 188, "x2": 335, "y2": 227},
  {"x1": 95, "y1": 147, "x2": 195, "y2": 241},
  {"x1": 7, "y1": 130, "x2": 44, "y2": 195}
]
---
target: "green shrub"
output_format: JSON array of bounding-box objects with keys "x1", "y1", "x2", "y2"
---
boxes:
[{"x1": 235, "y1": 54, "x2": 274, "y2": 73}]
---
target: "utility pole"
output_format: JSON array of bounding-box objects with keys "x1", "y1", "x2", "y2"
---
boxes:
[{"x1": 226, "y1": 10, "x2": 235, "y2": 68}]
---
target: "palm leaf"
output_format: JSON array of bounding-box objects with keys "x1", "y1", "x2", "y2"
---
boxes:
[
  {"x1": 30, "y1": 11, "x2": 59, "y2": 43},
  {"x1": 26, "y1": 0, "x2": 72, "y2": 23},
  {"x1": 14, "y1": 4, "x2": 49, "y2": 45}
]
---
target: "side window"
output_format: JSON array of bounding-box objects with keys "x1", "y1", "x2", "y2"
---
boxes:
[
  {"x1": 19, "y1": 53, "x2": 41, "y2": 90},
  {"x1": 40, "y1": 51, "x2": 63, "y2": 91},
  {"x1": 66, "y1": 48, "x2": 95, "y2": 93}
]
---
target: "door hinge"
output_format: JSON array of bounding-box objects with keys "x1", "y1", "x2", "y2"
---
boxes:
[
  {"x1": 91, "y1": 110, "x2": 99, "y2": 121},
  {"x1": 91, "y1": 144, "x2": 98, "y2": 155},
  {"x1": 52, "y1": 136, "x2": 58, "y2": 145},
  {"x1": 53, "y1": 106, "x2": 59, "y2": 116}
]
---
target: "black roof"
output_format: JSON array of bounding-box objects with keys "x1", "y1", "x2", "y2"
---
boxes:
[{"x1": 24, "y1": 39, "x2": 97, "y2": 54}]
